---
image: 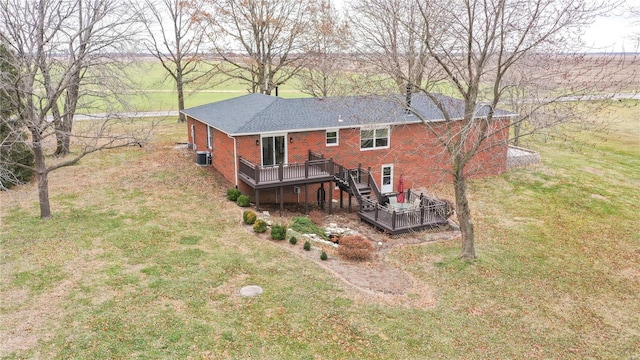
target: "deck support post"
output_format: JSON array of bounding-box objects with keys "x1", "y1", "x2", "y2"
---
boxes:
[
  {"x1": 348, "y1": 193, "x2": 352, "y2": 213},
  {"x1": 328, "y1": 180, "x2": 333, "y2": 215},
  {"x1": 339, "y1": 189, "x2": 343, "y2": 209},
  {"x1": 305, "y1": 183, "x2": 309, "y2": 214},
  {"x1": 279, "y1": 186, "x2": 283, "y2": 216}
]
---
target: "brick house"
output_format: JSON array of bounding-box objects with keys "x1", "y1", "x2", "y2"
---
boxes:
[{"x1": 182, "y1": 93, "x2": 513, "y2": 233}]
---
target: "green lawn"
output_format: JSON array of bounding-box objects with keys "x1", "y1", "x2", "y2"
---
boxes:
[
  {"x1": 1, "y1": 103, "x2": 639, "y2": 359},
  {"x1": 75, "y1": 60, "x2": 310, "y2": 113}
]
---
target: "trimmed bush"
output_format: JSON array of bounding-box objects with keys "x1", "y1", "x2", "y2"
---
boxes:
[
  {"x1": 243, "y1": 210, "x2": 257, "y2": 225},
  {"x1": 289, "y1": 236, "x2": 298, "y2": 245},
  {"x1": 270, "y1": 224, "x2": 287, "y2": 240},
  {"x1": 320, "y1": 251, "x2": 328, "y2": 261},
  {"x1": 253, "y1": 219, "x2": 267, "y2": 233},
  {"x1": 236, "y1": 194, "x2": 251, "y2": 207},
  {"x1": 337, "y1": 235, "x2": 374, "y2": 261},
  {"x1": 303, "y1": 241, "x2": 311, "y2": 251},
  {"x1": 226, "y1": 188, "x2": 241, "y2": 201}
]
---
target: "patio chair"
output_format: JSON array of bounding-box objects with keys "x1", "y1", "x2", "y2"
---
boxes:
[
  {"x1": 413, "y1": 197, "x2": 422, "y2": 209},
  {"x1": 387, "y1": 196, "x2": 398, "y2": 210}
]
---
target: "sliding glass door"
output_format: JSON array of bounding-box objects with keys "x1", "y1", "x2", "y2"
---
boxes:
[{"x1": 261, "y1": 135, "x2": 286, "y2": 166}]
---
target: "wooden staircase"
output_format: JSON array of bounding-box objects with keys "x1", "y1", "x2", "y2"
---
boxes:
[
  {"x1": 309, "y1": 151, "x2": 450, "y2": 235},
  {"x1": 334, "y1": 166, "x2": 382, "y2": 211}
]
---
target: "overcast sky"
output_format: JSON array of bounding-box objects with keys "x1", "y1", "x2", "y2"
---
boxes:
[
  {"x1": 335, "y1": 0, "x2": 640, "y2": 53},
  {"x1": 582, "y1": 0, "x2": 640, "y2": 52}
]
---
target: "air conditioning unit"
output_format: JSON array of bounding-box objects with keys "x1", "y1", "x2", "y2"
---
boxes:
[{"x1": 195, "y1": 151, "x2": 211, "y2": 166}]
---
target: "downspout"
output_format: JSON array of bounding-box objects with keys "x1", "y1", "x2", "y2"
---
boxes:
[{"x1": 228, "y1": 134, "x2": 238, "y2": 187}]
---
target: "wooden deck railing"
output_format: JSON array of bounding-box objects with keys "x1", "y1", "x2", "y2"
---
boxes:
[
  {"x1": 358, "y1": 197, "x2": 449, "y2": 233},
  {"x1": 238, "y1": 156, "x2": 334, "y2": 185}
]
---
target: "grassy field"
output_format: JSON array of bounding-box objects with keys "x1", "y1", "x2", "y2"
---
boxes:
[
  {"x1": 1, "y1": 102, "x2": 639, "y2": 358},
  {"x1": 121, "y1": 61, "x2": 307, "y2": 112}
]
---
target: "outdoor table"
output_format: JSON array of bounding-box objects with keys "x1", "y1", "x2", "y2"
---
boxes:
[{"x1": 389, "y1": 202, "x2": 413, "y2": 211}]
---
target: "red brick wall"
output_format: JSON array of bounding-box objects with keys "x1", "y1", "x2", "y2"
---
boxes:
[
  {"x1": 187, "y1": 116, "x2": 510, "y2": 202},
  {"x1": 285, "y1": 119, "x2": 509, "y2": 192},
  {"x1": 210, "y1": 127, "x2": 235, "y2": 185},
  {"x1": 186, "y1": 117, "x2": 209, "y2": 152}
]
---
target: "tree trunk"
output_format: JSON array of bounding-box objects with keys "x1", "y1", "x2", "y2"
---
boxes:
[
  {"x1": 177, "y1": 74, "x2": 186, "y2": 123},
  {"x1": 453, "y1": 162, "x2": 476, "y2": 260},
  {"x1": 54, "y1": 116, "x2": 72, "y2": 156},
  {"x1": 55, "y1": 78, "x2": 79, "y2": 156},
  {"x1": 512, "y1": 120, "x2": 522, "y2": 147},
  {"x1": 32, "y1": 133, "x2": 51, "y2": 219}
]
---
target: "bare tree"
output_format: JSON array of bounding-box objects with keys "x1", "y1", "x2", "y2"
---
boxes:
[
  {"x1": 0, "y1": 0, "x2": 154, "y2": 219},
  {"x1": 49, "y1": 0, "x2": 142, "y2": 156},
  {"x1": 198, "y1": 0, "x2": 317, "y2": 95},
  {"x1": 349, "y1": 0, "x2": 429, "y2": 94},
  {"x1": 296, "y1": 0, "x2": 352, "y2": 97},
  {"x1": 140, "y1": 0, "x2": 216, "y2": 122},
  {"x1": 358, "y1": 0, "x2": 615, "y2": 259}
]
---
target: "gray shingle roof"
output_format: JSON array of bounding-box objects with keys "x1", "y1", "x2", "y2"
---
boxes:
[{"x1": 181, "y1": 93, "x2": 515, "y2": 135}]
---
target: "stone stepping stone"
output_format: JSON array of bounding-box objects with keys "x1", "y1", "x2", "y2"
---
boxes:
[{"x1": 239, "y1": 285, "x2": 263, "y2": 297}]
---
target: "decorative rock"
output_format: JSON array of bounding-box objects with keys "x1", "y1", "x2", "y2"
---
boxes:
[{"x1": 239, "y1": 285, "x2": 263, "y2": 297}]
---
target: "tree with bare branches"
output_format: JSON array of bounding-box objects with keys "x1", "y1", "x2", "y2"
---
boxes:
[
  {"x1": 349, "y1": 0, "x2": 429, "y2": 94},
  {"x1": 198, "y1": 0, "x2": 317, "y2": 95},
  {"x1": 296, "y1": 0, "x2": 353, "y2": 97},
  {"x1": 356, "y1": 0, "x2": 616, "y2": 259},
  {"x1": 0, "y1": 0, "x2": 153, "y2": 219},
  {"x1": 47, "y1": 0, "x2": 143, "y2": 156},
  {"x1": 140, "y1": 0, "x2": 216, "y2": 122}
]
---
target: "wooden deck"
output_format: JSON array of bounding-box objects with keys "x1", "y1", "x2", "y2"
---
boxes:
[
  {"x1": 238, "y1": 156, "x2": 336, "y2": 189},
  {"x1": 357, "y1": 198, "x2": 449, "y2": 235},
  {"x1": 237, "y1": 152, "x2": 451, "y2": 234}
]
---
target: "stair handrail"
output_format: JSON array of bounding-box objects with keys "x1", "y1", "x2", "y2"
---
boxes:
[
  {"x1": 346, "y1": 170, "x2": 363, "y2": 208},
  {"x1": 365, "y1": 168, "x2": 383, "y2": 203}
]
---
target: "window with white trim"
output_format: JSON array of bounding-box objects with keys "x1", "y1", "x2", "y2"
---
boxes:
[
  {"x1": 360, "y1": 127, "x2": 389, "y2": 150},
  {"x1": 326, "y1": 130, "x2": 338, "y2": 146},
  {"x1": 207, "y1": 126, "x2": 213, "y2": 149}
]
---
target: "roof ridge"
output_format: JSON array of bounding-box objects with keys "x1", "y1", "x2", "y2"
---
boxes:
[{"x1": 235, "y1": 94, "x2": 283, "y2": 134}]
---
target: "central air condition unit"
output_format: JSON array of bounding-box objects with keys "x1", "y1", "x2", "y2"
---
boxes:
[{"x1": 195, "y1": 151, "x2": 211, "y2": 166}]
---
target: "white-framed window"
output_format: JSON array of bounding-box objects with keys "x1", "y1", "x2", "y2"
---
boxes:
[
  {"x1": 207, "y1": 126, "x2": 213, "y2": 149},
  {"x1": 360, "y1": 127, "x2": 389, "y2": 150},
  {"x1": 326, "y1": 130, "x2": 339, "y2": 146}
]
